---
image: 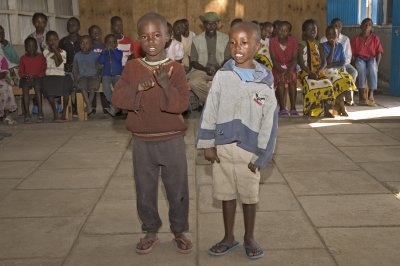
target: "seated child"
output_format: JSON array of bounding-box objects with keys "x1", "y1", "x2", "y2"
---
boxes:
[
  {"x1": 89, "y1": 24, "x2": 107, "y2": 113},
  {"x1": 72, "y1": 35, "x2": 101, "y2": 117},
  {"x1": 197, "y1": 22, "x2": 277, "y2": 259},
  {"x1": 0, "y1": 54, "x2": 17, "y2": 125},
  {"x1": 269, "y1": 21, "x2": 298, "y2": 116},
  {"x1": 112, "y1": 12, "x2": 191, "y2": 255},
  {"x1": 321, "y1": 26, "x2": 356, "y2": 116},
  {"x1": 254, "y1": 21, "x2": 273, "y2": 70},
  {"x1": 165, "y1": 22, "x2": 184, "y2": 62},
  {"x1": 298, "y1": 19, "x2": 335, "y2": 117},
  {"x1": 98, "y1": 34, "x2": 123, "y2": 117},
  {"x1": 18, "y1": 37, "x2": 46, "y2": 123},
  {"x1": 351, "y1": 18, "x2": 383, "y2": 106},
  {"x1": 42, "y1": 31, "x2": 73, "y2": 121}
]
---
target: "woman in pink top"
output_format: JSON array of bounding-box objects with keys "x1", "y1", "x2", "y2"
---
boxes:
[
  {"x1": 269, "y1": 21, "x2": 298, "y2": 116},
  {"x1": 351, "y1": 18, "x2": 383, "y2": 106}
]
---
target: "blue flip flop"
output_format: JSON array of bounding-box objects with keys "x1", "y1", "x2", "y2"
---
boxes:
[
  {"x1": 243, "y1": 242, "x2": 264, "y2": 259},
  {"x1": 208, "y1": 241, "x2": 240, "y2": 256}
]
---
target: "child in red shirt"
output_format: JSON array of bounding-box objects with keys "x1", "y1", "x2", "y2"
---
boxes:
[
  {"x1": 19, "y1": 37, "x2": 46, "y2": 123},
  {"x1": 351, "y1": 18, "x2": 383, "y2": 106}
]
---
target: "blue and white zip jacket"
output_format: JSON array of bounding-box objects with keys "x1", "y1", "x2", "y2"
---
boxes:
[{"x1": 196, "y1": 59, "x2": 278, "y2": 168}]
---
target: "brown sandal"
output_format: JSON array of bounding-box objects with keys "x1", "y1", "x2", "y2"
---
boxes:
[
  {"x1": 136, "y1": 237, "x2": 160, "y2": 254},
  {"x1": 173, "y1": 235, "x2": 193, "y2": 254}
]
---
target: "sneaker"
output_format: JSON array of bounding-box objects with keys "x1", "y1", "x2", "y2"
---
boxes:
[
  {"x1": 56, "y1": 103, "x2": 63, "y2": 113},
  {"x1": 104, "y1": 107, "x2": 116, "y2": 117},
  {"x1": 32, "y1": 105, "x2": 39, "y2": 114}
]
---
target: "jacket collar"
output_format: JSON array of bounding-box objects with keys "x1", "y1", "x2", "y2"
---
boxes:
[{"x1": 220, "y1": 59, "x2": 273, "y2": 85}]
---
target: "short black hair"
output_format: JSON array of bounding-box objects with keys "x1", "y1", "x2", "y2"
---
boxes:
[
  {"x1": 330, "y1": 17, "x2": 342, "y2": 25},
  {"x1": 105, "y1": 33, "x2": 116, "y2": 42},
  {"x1": 361, "y1": 17, "x2": 373, "y2": 25},
  {"x1": 88, "y1": 25, "x2": 100, "y2": 34},
  {"x1": 80, "y1": 34, "x2": 92, "y2": 43},
  {"x1": 32, "y1": 12, "x2": 47, "y2": 23},
  {"x1": 137, "y1": 12, "x2": 168, "y2": 33},
  {"x1": 230, "y1": 21, "x2": 261, "y2": 42},
  {"x1": 325, "y1": 25, "x2": 337, "y2": 36},
  {"x1": 230, "y1": 18, "x2": 243, "y2": 27},
  {"x1": 302, "y1": 19, "x2": 317, "y2": 32},
  {"x1": 68, "y1": 17, "x2": 80, "y2": 26},
  {"x1": 46, "y1": 30, "x2": 59, "y2": 41},
  {"x1": 278, "y1": 20, "x2": 292, "y2": 32},
  {"x1": 111, "y1": 16, "x2": 122, "y2": 25},
  {"x1": 24, "y1": 36, "x2": 37, "y2": 47}
]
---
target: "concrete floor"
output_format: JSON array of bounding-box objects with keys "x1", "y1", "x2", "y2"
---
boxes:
[{"x1": 0, "y1": 94, "x2": 400, "y2": 266}]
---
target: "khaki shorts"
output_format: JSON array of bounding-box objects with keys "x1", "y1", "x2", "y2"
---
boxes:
[{"x1": 212, "y1": 143, "x2": 260, "y2": 204}]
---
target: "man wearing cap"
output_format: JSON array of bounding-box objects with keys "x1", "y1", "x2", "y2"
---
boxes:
[{"x1": 188, "y1": 11, "x2": 230, "y2": 106}]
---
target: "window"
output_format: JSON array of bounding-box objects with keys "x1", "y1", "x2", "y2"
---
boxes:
[{"x1": 0, "y1": 0, "x2": 78, "y2": 45}]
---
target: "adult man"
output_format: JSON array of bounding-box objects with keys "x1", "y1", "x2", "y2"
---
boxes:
[{"x1": 188, "y1": 12, "x2": 230, "y2": 106}]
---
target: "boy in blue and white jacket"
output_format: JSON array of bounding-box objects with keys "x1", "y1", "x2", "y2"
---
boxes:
[{"x1": 196, "y1": 22, "x2": 277, "y2": 259}]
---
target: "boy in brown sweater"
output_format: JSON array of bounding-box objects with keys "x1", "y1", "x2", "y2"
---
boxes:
[{"x1": 112, "y1": 12, "x2": 191, "y2": 255}]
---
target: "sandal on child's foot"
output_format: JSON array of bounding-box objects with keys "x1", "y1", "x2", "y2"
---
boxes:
[
  {"x1": 24, "y1": 117, "x2": 32, "y2": 124},
  {"x1": 37, "y1": 114, "x2": 44, "y2": 123},
  {"x1": 208, "y1": 241, "x2": 240, "y2": 256},
  {"x1": 4, "y1": 116, "x2": 17, "y2": 125},
  {"x1": 289, "y1": 109, "x2": 299, "y2": 116},
  {"x1": 279, "y1": 109, "x2": 289, "y2": 116},
  {"x1": 136, "y1": 236, "x2": 160, "y2": 254},
  {"x1": 244, "y1": 242, "x2": 264, "y2": 259},
  {"x1": 173, "y1": 234, "x2": 193, "y2": 254}
]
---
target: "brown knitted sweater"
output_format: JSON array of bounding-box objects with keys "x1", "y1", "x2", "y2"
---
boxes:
[{"x1": 112, "y1": 58, "x2": 189, "y2": 141}]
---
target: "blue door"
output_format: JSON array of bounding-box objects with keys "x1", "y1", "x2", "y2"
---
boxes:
[{"x1": 390, "y1": 0, "x2": 400, "y2": 96}]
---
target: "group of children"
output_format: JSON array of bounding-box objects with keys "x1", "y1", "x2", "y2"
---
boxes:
[{"x1": 0, "y1": 10, "x2": 384, "y2": 261}]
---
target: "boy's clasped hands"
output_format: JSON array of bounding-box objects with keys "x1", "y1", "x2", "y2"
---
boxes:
[
  {"x1": 138, "y1": 63, "x2": 174, "y2": 91},
  {"x1": 204, "y1": 147, "x2": 259, "y2": 173}
]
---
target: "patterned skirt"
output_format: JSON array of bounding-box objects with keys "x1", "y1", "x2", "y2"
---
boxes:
[
  {"x1": 0, "y1": 80, "x2": 17, "y2": 117},
  {"x1": 300, "y1": 68, "x2": 355, "y2": 117}
]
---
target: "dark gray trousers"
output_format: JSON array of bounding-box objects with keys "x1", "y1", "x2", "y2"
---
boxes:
[{"x1": 133, "y1": 136, "x2": 189, "y2": 234}]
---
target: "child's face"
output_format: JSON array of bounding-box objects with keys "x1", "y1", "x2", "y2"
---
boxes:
[
  {"x1": 46, "y1": 34, "x2": 59, "y2": 50},
  {"x1": 67, "y1": 19, "x2": 80, "y2": 34},
  {"x1": 105, "y1": 36, "x2": 117, "y2": 49},
  {"x1": 138, "y1": 19, "x2": 168, "y2": 61},
  {"x1": 89, "y1": 26, "x2": 102, "y2": 43},
  {"x1": 33, "y1": 16, "x2": 47, "y2": 33},
  {"x1": 326, "y1": 28, "x2": 337, "y2": 43},
  {"x1": 111, "y1": 19, "x2": 123, "y2": 35},
  {"x1": 261, "y1": 25, "x2": 273, "y2": 39},
  {"x1": 80, "y1": 37, "x2": 92, "y2": 53},
  {"x1": 277, "y1": 24, "x2": 290, "y2": 39},
  {"x1": 361, "y1": 20, "x2": 373, "y2": 34},
  {"x1": 304, "y1": 23, "x2": 317, "y2": 40},
  {"x1": 26, "y1": 40, "x2": 38, "y2": 55},
  {"x1": 229, "y1": 26, "x2": 260, "y2": 68},
  {"x1": 332, "y1": 20, "x2": 342, "y2": 34}
]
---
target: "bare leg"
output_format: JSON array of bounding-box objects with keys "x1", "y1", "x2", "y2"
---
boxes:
[
  {"x1": 47, "y1": 96, "x2": 59, "y2": 120},
  {"x1": 22, "y1": 88, "x2": 31, "y2": 119},
  {"x1": 80, "y1": 89, "x2": 91, "y2": 114},
  {"x1": 61, "y1": 95, "x2": 69, "y2": 120},
  {"x1": 288, "y1": 83, "x2": 297, "y2": 110},
  {"x1": 34, "y1": 87, "x2": 43, "y2": 116},
  {"x1": 243, "y1": 203, "x2": 263, "y2": 258},
  {"x1": 88, "y1": 88, "x2": 95, "y2": 115},
  {"x1": 276, "y1": 83, "x2": 286, "y2": 111}
]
